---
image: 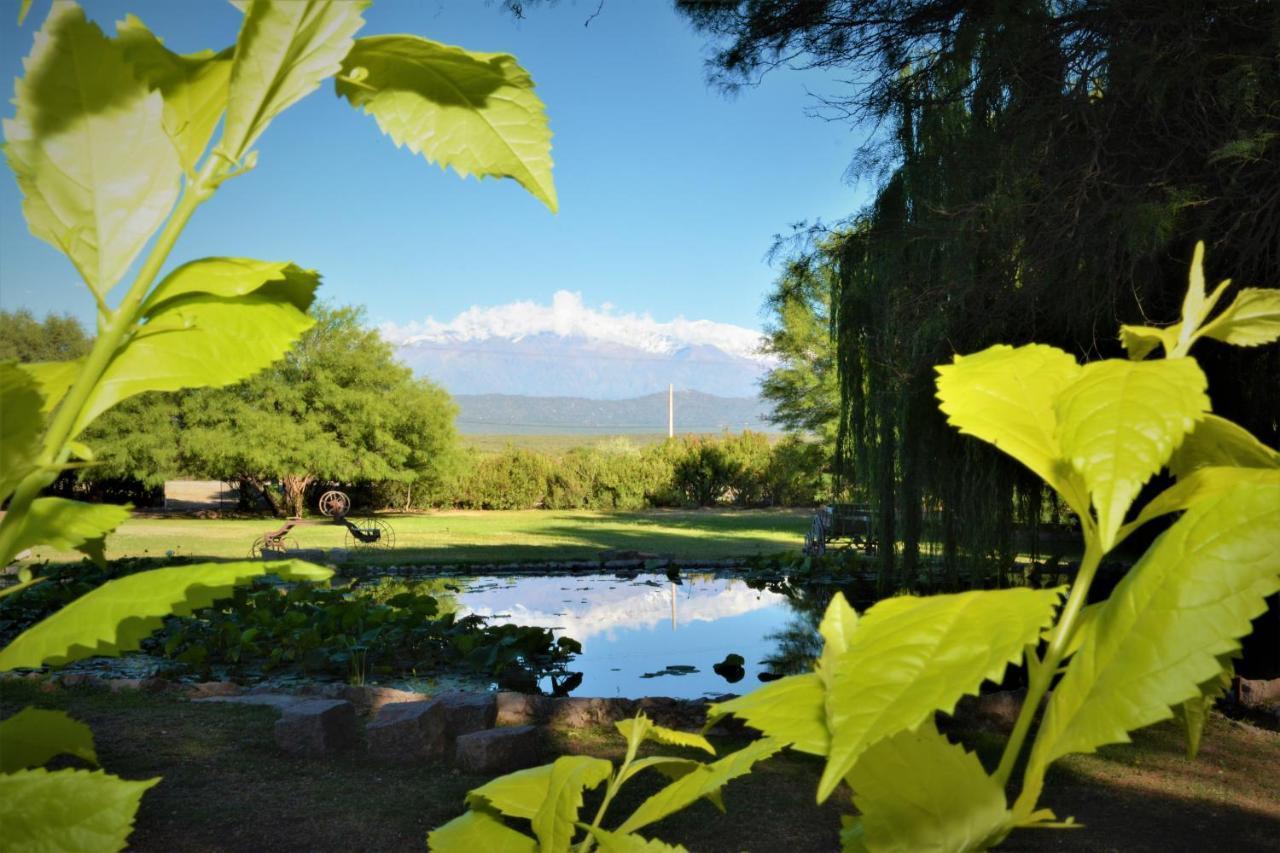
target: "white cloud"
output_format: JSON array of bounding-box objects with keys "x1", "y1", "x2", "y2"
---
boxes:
[{"x1": 380, "y1": 290, "x2": 769, "y2": 362}]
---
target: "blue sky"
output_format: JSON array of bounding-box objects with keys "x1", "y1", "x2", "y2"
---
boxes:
[{"x1": 0, "y1": 0, "x2": 868, "y2": 335}]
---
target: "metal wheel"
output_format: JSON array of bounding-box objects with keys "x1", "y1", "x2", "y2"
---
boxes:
[
  {"x1": 318, "y1": 489, "x2": 350, "y2": 518},
  {"x1": 250, "y1": 535, "x2": 299, "y2": 559},
  {"x1": 344, "y1": 517, "x2": 394, "y2": 550}
]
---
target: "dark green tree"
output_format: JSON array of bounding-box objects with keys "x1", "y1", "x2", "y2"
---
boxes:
[
  {"x1": 180, "y1": 305, "x2": 458, "y2": 517},
  {"x1": 0, "y1": 309, "x2": 90, "y2": 362}
]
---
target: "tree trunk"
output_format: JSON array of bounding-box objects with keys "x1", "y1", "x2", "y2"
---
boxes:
[
  {"x1": 280, "y1": 475, "x2": 315, "y2": 518},
  {"x1": 242, "y1": 476, "x2": 282, "y2": 517}
]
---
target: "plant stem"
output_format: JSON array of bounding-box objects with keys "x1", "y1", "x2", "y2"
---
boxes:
[
  {"x1": 0, "y1": 158, "x2": 221, "y2": 564},
  {"x1": 993, "y1": 533, "x2": 1103, "y2": 789},
  {"x1": 577, "y1": 734, "x2": 641, "y2": 853}
]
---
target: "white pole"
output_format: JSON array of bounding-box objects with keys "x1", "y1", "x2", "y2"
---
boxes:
[{"x1": 668, "y1": 384, "x2": 674, "y2": 438}]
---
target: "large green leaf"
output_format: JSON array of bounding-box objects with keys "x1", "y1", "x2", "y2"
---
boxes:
[
  {"x1": 530, "y1": 755, "x2": 613, "y2": 853},
  {"x1": 1166, "y1": 414, "x2": 1280, "y2": 478},
  {"x1": 705, "y1": 673, "x2": 828, "y2": 756},
  {"x1": 466, "y1": 764, "x2": 555, "y2": 821},
  {"x1": 617, "y1": 738, "x2": 784, "y2": 834},
  {"x1": 2, "y1": 2, "x2": 181, "y2": 296},
  {"x1": 1172, "y1": 656, "x2": 1234, "y2": 760},
  {"x1": 336, "y1": 35, "x2": 557, "y2": 212},
  {"x1": 0, "y1": 559, "x2": 332, "y2": 671},
  {"x1": 0, "y1": 768, "x2": 158, "y2": 852},
  {"x1": 846, "y1": 723, "x2": 1011, "y2": 853},
  {"x1": 18, "y1": 358, "x2": 80, "y2": 414},
  {"x1": 0, "y1": 707, "x2": 97, "y2": 772},
  {"x1": 818, "y1": 588, "x2": 1063, "y2": 802},
  {"x1": 935, "y1": 344, "x2": 1087, "y2": 516},
  {"x1": 616, "y1": 756, "x2": 703, "y2": 787},
  {"x1": 427, "y1": 809, "x2": 536, "y2": 853},
  {"x1": 115, "y1": 14, "x2": 233, "y2": 173},
  {"x1": 221, "y1": 0, "x2": 367, "y2": 162},
  {"x1": 1021, "y1": 482, "x2": 1280, "y2": 812},
  {"x1": 75, "y1": 265, "x2": 318, "y2": 434},
  {"x1": 1198, "y1": 288, "x2": 1280, "y2": 347},
  {"x1": 142, "y1": 257, "x2": 314, "y2": 313},
  {"x1": 5, "y1": 497, "x2": 131, "y2": 567},
  {"x1": 1054, "y1": 358, "x2": 1209, "y2": 549},
  {"x1": 1120, "y1": 466, "x2": 1280, "y2": 541},
  {"x1": 0, "y1": 361, "x2": 43, "y2": 502}
]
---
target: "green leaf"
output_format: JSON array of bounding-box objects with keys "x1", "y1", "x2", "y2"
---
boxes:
[
  {"x1": 617, "y1": 738, "x2": 784, "y2": 834},
  {"x1": 1172, "y1": 657, "x2": 1234, "y2": 760},
  {"x1": 1054, "y1": 358, "x2": 1210, "y2": 549},
  {"x1": 1118, "y1": 325, "x2": 1173, "y2": 361},
  {"x1": 466, "y1": 763, "x2": 554, "y2": 820},
  {"x1": 1120, "y1": 466, "x2": 1280, "y2": 541},
  {"x1": 0, "y1": 768, "x2": 159, "y2": 852},
  {"x1": 585, "y1": 826, "x2": 687, "y2": 852},
  {"x1": 336, "y1": 35, "x2": 558, "y2": 212},
  {"x1": 75, "y1": 264, "x2": 319, "y2": 434},
  {"x1": 616, "y1": 756, "x2": 703, "y2": 787},
  {"x1": 221, "y1": 0, "x2": 367, "y2": 162},
  {"x1": 114, "y1": 14, "x2": 233, "y2": 173},
  {"x1": 705, "y1": 673, "x2": 828, "y2": 756},
  {"x1": 18, "y1": 358, "x2": 81, "y2": 414},
  {"x1": 616, "y1": 717, "x2": 715, "y2": 756},
  {"x1": 2, "y1": 2, "x2": 182, "y2": 295},
  {"x1": 0, "y1": 559, "x2": 332, "y2": 671},
  {"x1": 935, "y1": 344, "x2": 1087, "y2": 516},
  {"x1": 18, "y1": 0, "x2": 32, "y2": 26},
  {"x1": 818, "y1": 588, "x2": 1063, "y2": 802},
  {"x1": 1167, "y1": 414, "x2": 1280, "y2": 478},
  {"x1": 846, "y1": 723, "x2": 1011, "y2": 853},
  {"x1": 0, "y1": 707, "x2": 98, "y2": 772},
  {"x1": 1198, "y1": 288, "x2": 1280, "y2": 347},
  {"x1": 0, "y1": 361, "x2": 43, "y2": 502},
  {"x1": 530, "y1": 755, "x2": 613, "y2": 853},
  {"x1": 427, "y1": 809, "x2": 536, "y2": 853},
  {"x1": 1022, "y1": 482, "x2": 1280, "y2": 813},
  {"x1": 6, "y1": 497, "x2": 131, "y2": 567},
  {"x1": 141, "y1": 256, "x2": 316, "y2": 313}
]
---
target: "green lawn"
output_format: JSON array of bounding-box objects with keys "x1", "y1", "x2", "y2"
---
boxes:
[{"x1": 21, "y1": 508, "x2": 811, "y2": 567}]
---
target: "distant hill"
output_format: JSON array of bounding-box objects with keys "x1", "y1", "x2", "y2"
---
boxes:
[{"x1": 453, "y1": 390, "x2": 777, "y2": 435}]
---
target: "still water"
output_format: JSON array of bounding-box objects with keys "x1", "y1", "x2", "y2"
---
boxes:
[{"x1": 451, "y1": 572, "x2": 799, "y2": 699}]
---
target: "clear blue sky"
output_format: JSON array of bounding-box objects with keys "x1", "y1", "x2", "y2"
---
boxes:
[{"x1": 0, "y1": 0, "x2": 868, "y2": 333}]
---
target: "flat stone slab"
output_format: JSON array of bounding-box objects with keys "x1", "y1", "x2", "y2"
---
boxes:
[
  {"x1": 274, "y1": 699, "x2": 356, "y2": 756},
  {"x1": 367, "y1": 692, "x2": 496, "y2": 763},
  {"x1": 455, "y1": 725, "x2": 541, "y2": 775}
]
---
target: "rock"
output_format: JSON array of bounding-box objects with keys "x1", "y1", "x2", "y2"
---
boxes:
[
  {"x1": 274, "y1": 699, "x2": 356, "y2": 756},
  {"x1": 455, "y1": 726, "x2": 542, "y2": 775},
  {"x1": 187, "y1": 681, "x2": 242, "y2": 699},
  {"x1": 139, "y1": 676, "x2": 175, "y2": 693},
  {"x1": 367, "y1": 693, "x2": 497, "y2": 763},
  {"x1": 107, "y1": 678, "x2": 143, "y2": 692},
  {"x1": 1238, "y1": 677, "x2": 1280, "y2": 711},
  {"x1": 58, "y1": 674, "x2": 106, "y2": 690},
  {"x1": 496, "y1": 692, "x2": 554, "y2": 726},
  {"x1": 549, "y1": 697, "x2": 634, "y2": 728},
  {"x1": 194, "y1": 693, "x2": 303, "y2": 712}
]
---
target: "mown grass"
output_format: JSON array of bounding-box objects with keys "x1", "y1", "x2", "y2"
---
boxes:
[
  {"x1": 20, "y1": 508, "x2": 811, "y2": 567},
  {"x1": 2, "y1": 680, "x2": 1276, "y2": 852}
]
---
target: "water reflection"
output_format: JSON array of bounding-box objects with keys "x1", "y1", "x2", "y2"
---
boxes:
[{"x1": 453, "y1": 572, "x2": 796, "y2": 699}]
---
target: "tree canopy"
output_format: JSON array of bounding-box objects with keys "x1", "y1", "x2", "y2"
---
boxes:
[{"x1": 0, "y1": 310, "x2": 90, "y2": 362}]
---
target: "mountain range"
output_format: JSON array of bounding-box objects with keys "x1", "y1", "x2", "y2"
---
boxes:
[{"x1": 453, "y1": 390, "x2": 776, "y2": 435}]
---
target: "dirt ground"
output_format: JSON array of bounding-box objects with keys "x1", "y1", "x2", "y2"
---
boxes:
[{"x1": 2, "y1": 681, "x2": 1277, "y2": 852}]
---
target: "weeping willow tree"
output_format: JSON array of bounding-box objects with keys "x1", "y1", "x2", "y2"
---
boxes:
[{"x1": 683, "y1": 0, "x2": 1280, "y2": 589}]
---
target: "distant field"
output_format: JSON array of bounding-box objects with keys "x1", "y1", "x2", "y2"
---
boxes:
[
  {"x1": 461, "y1": 433, "x2": 672, "y2": 454},
  {"x1": 21, "y1": 508, "x2": 811, "y2": 567}
]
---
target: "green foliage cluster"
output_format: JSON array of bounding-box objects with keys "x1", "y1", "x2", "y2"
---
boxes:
[
  {"x1": 433, "y1": 250, "x2": 1280, "y2": 851},
  {"x1": 443, "y1": 432, "x2": 825, "y2": 510},
  {"x1": 0, "y1": 1, "x2": 557, "y2": 847}
]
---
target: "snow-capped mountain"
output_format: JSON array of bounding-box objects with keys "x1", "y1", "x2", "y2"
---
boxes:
[{"x1": 382, "y1": 291, "x2": 774, "y2": 399}]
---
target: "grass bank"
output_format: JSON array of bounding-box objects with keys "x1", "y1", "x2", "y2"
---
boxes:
[
  {"x1": 20, "y1": 508, "x2": 811, "y2": 567},
  {"x1": 2, "y1": 681, "x2": 1275, "y2": 851}
]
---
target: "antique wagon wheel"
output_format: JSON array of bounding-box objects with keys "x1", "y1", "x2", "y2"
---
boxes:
[
  {"x1": 318, "y1": 489, "x2": 350, "y2": 518},
  {"x1": 345, "y1": 517, "x2": 395, "y2": 550}
]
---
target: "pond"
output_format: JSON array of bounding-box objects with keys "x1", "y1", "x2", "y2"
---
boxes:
[{"x1": 446, "y1": 571, "x2": 811, "y2": 699}]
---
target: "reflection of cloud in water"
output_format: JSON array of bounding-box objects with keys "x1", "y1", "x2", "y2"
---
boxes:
[{"x1": 456, "y1": 575, "x2": 787, "y2": 643}]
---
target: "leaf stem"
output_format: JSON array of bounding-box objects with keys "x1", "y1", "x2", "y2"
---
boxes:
[
  {"x1": 0, "y1": 157, "x2": 221, "y2": 565},
  {"x1": 993, "y1": 533, "x2": 1103, "y2": 789},
  {"x1": 577, "y1": 729, "x2": 642, "y2": 853}
]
